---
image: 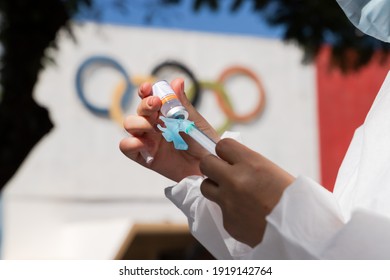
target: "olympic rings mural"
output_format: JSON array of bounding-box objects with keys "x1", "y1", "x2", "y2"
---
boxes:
[{"x1": 75, "y1": 55, "x2": 266, "y2": 133}]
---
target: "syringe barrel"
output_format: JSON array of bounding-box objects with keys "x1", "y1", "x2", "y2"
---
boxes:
[{"x1": 187, "y1": 126, "x2": 217, "y2": 156}]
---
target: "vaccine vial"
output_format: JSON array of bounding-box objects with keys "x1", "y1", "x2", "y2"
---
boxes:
[{"x1": 152, "y1": 80, "x2": 189, "y2": 119}]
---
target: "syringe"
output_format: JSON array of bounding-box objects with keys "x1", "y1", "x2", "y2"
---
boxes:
[
  {"x1": 158, "y1": 117, "x2": 217, "y2": 156},
  {"x1": 143, "y1": 80, "x2": 217, "y2": 163},
  {"x1": 185, "y1": 123, "x2": 217, "y2": 156}
]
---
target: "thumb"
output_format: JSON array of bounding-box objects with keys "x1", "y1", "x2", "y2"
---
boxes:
[
  {"x1": 171, "y1": 78, "x2": 220, "y2": 142},
  {"x1": 170, "y1": 78, "x2": 196, "y2": 115}
]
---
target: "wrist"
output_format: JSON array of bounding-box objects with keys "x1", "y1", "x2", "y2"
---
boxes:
[{"x1": 261, "y1": 163, "x2": 295, "y2": 215}]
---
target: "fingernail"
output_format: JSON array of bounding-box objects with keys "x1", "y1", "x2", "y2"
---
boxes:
[{"x1": 181, "y1": 82, "x2": 184, "y2": 93}]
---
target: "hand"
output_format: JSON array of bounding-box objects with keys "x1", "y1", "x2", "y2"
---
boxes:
[
  {"x1": 120, "y1": 78, "x2": 220, "y2": 182},
  {"x1": 199, "y1": 138, "x2": 295, "y2": 247}
]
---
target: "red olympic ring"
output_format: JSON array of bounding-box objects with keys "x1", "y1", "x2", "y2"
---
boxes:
[{"x1": 215, "y1": 66, "x2": 266, "y2": 122}]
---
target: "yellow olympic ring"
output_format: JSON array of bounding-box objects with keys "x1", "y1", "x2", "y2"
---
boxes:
[{"x1": 110, "y1": 75, "x2": 156, "y2": 125}]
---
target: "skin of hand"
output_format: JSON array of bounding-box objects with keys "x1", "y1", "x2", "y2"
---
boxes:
[
  {"x1": 199, "y1": 138, "x2": 295, "y2": 247},
  {"x1": 119, "y1": 78, "x2": 220, "y2": 182}
]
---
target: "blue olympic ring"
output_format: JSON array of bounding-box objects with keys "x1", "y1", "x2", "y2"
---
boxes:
[{"x1": 75, "y1": 56, "x2": 133, "y2": 116}]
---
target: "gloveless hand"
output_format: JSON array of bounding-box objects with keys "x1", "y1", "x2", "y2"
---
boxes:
[
  {"x1": 200, "y1": 138, "x2": 295, "y2": 247},
  {"x1": 120, "y1": 78, "x2": 220, "y2": 182}
]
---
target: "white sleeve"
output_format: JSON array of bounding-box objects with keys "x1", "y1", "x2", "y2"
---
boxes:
[
  {"x1": 165, "y1": 176, "x2": 252, "y2": 259},
  {"x1": 249, "y1": 176, "x2": 390, "y2": 259},
  {"x1": 166, "y1": 175, "x2": 390, "y2": 259}
]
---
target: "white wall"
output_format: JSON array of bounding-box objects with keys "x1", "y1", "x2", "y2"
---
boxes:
[{"x1": 2, "y1": 22, "x2": 319, "y2": 258}]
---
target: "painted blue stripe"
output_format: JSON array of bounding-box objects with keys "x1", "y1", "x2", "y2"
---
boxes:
[{"x1": 75, "y1": 0, "x2": 285, "y2": 39}]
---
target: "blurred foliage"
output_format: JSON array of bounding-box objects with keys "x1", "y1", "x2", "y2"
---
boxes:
[
  {"x1": 189, "y1": 0, "x2": 390, "y2": 71},
  {"x1": 0, "y1": 0, "x2": 92, "y2": 190}
]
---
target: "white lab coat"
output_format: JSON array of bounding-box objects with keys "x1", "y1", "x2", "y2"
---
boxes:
[{"x1": 165, "y1": 71, "x2": 390, "y2": 259}]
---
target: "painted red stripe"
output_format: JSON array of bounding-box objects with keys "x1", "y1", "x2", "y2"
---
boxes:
[{"x1": 316, "y1": 46, "x2": 390, "y2": 191}]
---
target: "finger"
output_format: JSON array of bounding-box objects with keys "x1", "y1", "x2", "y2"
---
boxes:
[
  {"x1": 171, "y1": 78, "x2": 193, "y2": 109},
  {"x1": 199, "y1": 154, "x2": 232, "y2": 182},
  {"x1": 138, "y1": 82, "x2": 153, "y2": 99},
  {"x1": 171, "y1": 78, "x2": 220, "y2": 142},
  {"x1": 123, "y1": 115, "x2": 155, "y2": 136},
  {"x1": 216, "y1": 138, "x2": 255, "y2": 165},
  {"x1": 136, "y1": 96, "x2": 161, "y2": 117},
  {"x1": 119, "y1": 136, "x2": 148, "y2": 161},
  {"x1": 171, "y1": 78, "x2": 201, "y2": 121},
  {"x1": 200, "y1": 178, "x2": 220, "y2": 203}
]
